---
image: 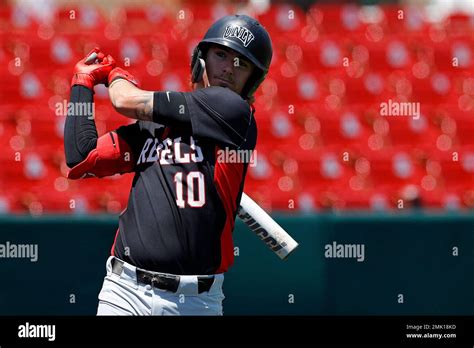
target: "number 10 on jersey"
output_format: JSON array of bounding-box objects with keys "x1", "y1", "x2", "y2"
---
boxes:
[{"x1": 174, "y1": 171, "x2": 206, "y2": 208}]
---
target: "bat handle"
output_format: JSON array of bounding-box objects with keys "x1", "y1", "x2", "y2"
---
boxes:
[{"x1": 84, "y1": 52, "x2": 98, "y2": 65}]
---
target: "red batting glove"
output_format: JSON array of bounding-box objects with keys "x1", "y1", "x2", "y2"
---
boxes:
[
  {"x1": 71, "y1": 47, "x2": 116, "y2": 89},
  {"x1": 108, "y1": 67, "x2": 139, "y2": 87}
]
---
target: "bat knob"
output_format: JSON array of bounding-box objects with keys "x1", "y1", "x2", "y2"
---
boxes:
[{"x1": 85, "y1": 52, "x2": 98, "y2": 65}]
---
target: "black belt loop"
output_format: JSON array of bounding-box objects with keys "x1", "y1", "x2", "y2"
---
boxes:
[
  {"x1": 198, "y1": 277, "x2": 215, "y2": 294},
  {"x1": 111, "y1": 258, "x2": 214, "y2": 294}
]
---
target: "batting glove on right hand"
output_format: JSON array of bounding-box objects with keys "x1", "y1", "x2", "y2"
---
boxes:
[
  {"x1": 71, "y1": 47, "x2": 116, "y2": 89},
  {"x1": 108, "y1": 67, "x2": 139, "y2": 87}
]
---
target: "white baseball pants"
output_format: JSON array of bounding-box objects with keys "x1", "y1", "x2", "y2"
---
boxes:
[{"x1": 96, "y1": 256, "x2": 225, "y2": 316}]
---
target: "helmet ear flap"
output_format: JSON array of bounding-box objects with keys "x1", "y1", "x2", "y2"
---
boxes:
[{"x1": 190, "y1": 46, "x2": 204, "y2": 83}]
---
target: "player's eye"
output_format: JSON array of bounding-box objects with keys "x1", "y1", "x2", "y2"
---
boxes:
[
  {"x1": 240, "y1": 61, "x2": 249, "y2": 69},
  {"x1": 236, "y1": 59, "x2": 250, "y2": 70},
  {"x1": 216, "y1": 51, "x2": 226, "y2": 58}
]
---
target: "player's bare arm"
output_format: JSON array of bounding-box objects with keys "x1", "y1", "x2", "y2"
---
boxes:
[{"x1": 108, "y1": 70, "x2": 154, "y2": 122}]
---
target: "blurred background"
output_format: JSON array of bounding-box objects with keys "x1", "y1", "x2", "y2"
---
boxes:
[
  {"x1": 0, "y1": 0, "x2": 473, "y2": 315},
  {"x1": 0, "y1": 0, "x2": 472, "y2": 214}
]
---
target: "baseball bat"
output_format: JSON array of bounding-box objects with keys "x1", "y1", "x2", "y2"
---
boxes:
[
  {"x1": 238, "y1": 193, "x2": 299, "y2": 260},
  {"x1": 199, "y1": 61, "x2": 299, "y2": 260},
  {"x1": 84, "y1": 50, "x2": 105, "y2": 65}
]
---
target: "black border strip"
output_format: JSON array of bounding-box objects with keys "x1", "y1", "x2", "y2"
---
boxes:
[{"x1": 0, "y1": 316, "x2": 473, "y2": 345}]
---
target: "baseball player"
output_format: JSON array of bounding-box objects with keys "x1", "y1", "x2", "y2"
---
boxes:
[{"x1": 64, "y1": 14, "x2": 272, "y2": 315}]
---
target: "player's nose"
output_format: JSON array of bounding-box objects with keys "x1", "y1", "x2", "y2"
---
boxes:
[{"x1": 221, "y1": 57, "x2": 235, "y2": 75}]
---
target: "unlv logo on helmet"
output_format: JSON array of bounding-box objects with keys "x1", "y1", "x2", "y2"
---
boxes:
[{"x1": 222, "y1": 25, "x2": 255, "y2": 47}]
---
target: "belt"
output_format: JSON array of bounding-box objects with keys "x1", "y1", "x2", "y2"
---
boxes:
[{"x1": 111, "y1": 258, "x2": 214, "y2": 294}]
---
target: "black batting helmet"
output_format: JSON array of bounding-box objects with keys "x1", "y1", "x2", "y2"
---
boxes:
[{"x1": 191, "y1": 14, "x2": 273, "y2": 100}]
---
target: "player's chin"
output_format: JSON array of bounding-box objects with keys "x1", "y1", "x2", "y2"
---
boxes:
[
  {"x1": 216, "y1": 81, "x2": 239, "y2": 94},
  {"x1": 216, "y1": 81, "x2": 231, "y2": 88},
  {"x1": 211, "y1": 78, "x2": 231, "y2": 88}
]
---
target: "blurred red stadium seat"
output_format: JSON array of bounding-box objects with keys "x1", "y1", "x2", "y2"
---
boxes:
[{"x1": 1, "y1": 2, "x2": 472, "y2": 213}]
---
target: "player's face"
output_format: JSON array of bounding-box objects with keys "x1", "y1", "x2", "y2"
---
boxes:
[{"x1": 205, "y1": 45, "x2": 255, "y2": 96}]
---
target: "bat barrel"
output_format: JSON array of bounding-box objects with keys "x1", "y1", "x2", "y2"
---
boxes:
[{"x1": 239, "y1": 193, "x2": 299, "y2": 260}]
